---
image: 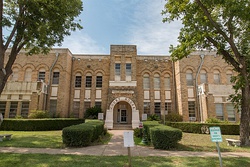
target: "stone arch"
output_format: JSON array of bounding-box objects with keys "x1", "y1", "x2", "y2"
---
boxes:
[{"x1": 105, "y1": 97, "x2": 140, "y2": 129}]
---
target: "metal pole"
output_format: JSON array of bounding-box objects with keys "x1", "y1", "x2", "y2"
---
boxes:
[
  {"x1": 128, "y1": 147, "x2": 132, "y2": 167},
  {"x1": 216, "y1": 142, "x2": 223, "y2": 167}
]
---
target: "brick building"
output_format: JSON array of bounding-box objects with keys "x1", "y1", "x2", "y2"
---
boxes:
[{"x1": 0, "y1": 45, "x2": 239, "y2": 129}]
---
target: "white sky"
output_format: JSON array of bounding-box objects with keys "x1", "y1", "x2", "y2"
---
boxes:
[{"x1": 59, "y1": 0, "x2": 182, "y2": 55}]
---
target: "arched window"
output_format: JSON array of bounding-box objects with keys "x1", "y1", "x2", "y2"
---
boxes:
[
  {"x1": 38, "y1": 68, "x2": 46, "y2": 81},
  {"x1": 11, "y1": 68, "x2": 19, "y2": 81},
  {"x1": 200, "y1": 69, "x2": 207, "y2": 83},
  {"x1": 85, "y1": 73, "x2": 92, "y2": 88},
  {"x1": 226, "y1": 70, "x2": 233, "y2": 84},
  {"x1": 75, "y1": 73, "x2": 82, "y2": 88},
  {"x1": 24, "y1": 68, "x2": 32, "y2": 81},
  {"x1": 52, "y1": 69, "x2": 60, "y2": 84},
  {"x1": 164, "y1": 74, "x2": 171, "y2": 90},
  {"x1": 96, "y1": 73, "x2": 102, "y2": 88},
  {"x1": 154, "y1": 73, "x2": 160, "y2": 89},
  {"x1": 213, "y1": 70, "x2": 220, "y2": 84},
  {"x1": 143, "y1": 73, "x2": 150, "y2": 89},
  {"x1": 186, "y1": 69, "x2": 193, "y2": 86}
]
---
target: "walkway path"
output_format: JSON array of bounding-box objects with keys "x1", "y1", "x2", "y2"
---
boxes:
[{"x1": 0, "y1": 130, "x2": 250, "y2": 157}]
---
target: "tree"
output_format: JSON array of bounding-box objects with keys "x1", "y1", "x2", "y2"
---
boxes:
[
  {"x1": 0, "y1": 0, "x2": 83, "y2": 94},
  {"x1": 162, "y1": 0, "x2": 250, "y2": 145}
]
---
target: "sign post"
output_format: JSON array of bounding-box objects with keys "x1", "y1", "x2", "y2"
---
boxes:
[
  {"x1": 123, "y1": 131, "x2": 134, "y2": 167},
  {"x1": 209, "y1": 127, "x2": 223, "y2": 167}
]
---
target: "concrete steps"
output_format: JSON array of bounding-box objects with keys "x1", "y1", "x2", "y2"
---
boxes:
[{"x1": 113, "y1": 124, "x2": 132, "y2": 130}]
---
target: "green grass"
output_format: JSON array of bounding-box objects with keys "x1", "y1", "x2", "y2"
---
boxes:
[
  {"x1": 135, "y1": 133, "x2": 250, "y2": 152},
  {"x1": 0, "y1": 153, "x2": 249, "y2": 167}
]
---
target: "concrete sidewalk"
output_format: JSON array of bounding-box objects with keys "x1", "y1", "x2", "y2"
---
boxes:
[{"x1": 0, "y1": 130, "x2": 250, "y2": 157}]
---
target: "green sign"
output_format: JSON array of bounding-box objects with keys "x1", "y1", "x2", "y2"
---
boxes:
[{"x1": 209, "y1": 127, "x2": 222, "y2": 142}]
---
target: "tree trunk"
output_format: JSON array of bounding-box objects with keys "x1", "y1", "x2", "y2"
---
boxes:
[{"x1": 240, "y1": 83, "x2": 250, "y2": 146}]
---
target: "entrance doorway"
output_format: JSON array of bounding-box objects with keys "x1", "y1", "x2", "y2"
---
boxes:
[{"x1": 120, "y1": 109, "x2": 127, "y2": 123}]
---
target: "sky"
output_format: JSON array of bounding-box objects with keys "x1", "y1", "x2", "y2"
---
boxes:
[{"x1": 59, "y1": 0, "x2": 182, "y2": 55}]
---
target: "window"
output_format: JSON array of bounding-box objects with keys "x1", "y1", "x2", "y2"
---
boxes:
[
  {"x1": 165, "y1": 102, "x2": 172, "y2": 114},
  {"x1": 11, "y1": 68, "x2": 19, "y2": 81},
  {"x1": 85, "y1": 76, "x2": 92, "y2": 88},
  {"x1": 143, "y1": 74, "x2": 150, "y2": 89},
  {"x1": 21, "y1": 102, "x2": 29, "y2": 118},
  {"x1": 188, "y1": 101, "x2": 196, "y2": 118},
  {"x1": 226, "y1": 103, "x2": 235, "y2": 122},
  {"x1": 96, "y1": 76, "x2": 102, "y2": 88},
  {"x1": 115, "y1": 63, "x2": 121, "y2": 76},
  {"x1": 126, "y1": 63, "x2": 131, "y2": 76},
  {"x1": 9, "y1": 102, "x2": 18, "y2": 118},
  {"x1": 164, "y1": 74, "x2": 171, "y2": 90},
  {"x1": 0, "y1": 102, "x2": 6, "y2": 118},
  {"x1": 186, "y1": 70, "x2": 193, "y2": 86},
  {"x1": 143, "y1": 102, "x2": 150, "y2": 114},
  {"x1": 226, "y1": 70, "x2": 233, "y2": 84},
  {"x1": 38, "y1": 70, "x2": 46, "y2": 81},
  {"x1": 154, "y1": 102, "x2": 161, "y2": 118},
  {"x1": 49, "y1": 100, "x2": 57, "y2": 116},
  {"x1": 73, "y1": 101, "x2": 80, "y2": 118},
  {"x1": 52, "y1": 72, "x2": 59, "y2": 84},
  {"x1": 215, "y1": 103, "x2": 224, "y2": 120},
  {"x1": 154, "y1": 74, "x2": 160, "y2": 89},
  {"x1": 24, "y1": 68, "x2": 32, "y2": 81},
  {"x1": 213, "y1": 70, "x2": 220, "y2": 84},
  {"x1": 200, "y1": 70, "x2": 207, "y2": 83},
  {"x1": 95, "y1": 102, "x2": 102, "y2": 108},
  {"x1": 84, "y1": 102, "x2": 91, "y2": 112},
  {"x1": 75, "y1": 74, "x2": 82, "y2": 88}
]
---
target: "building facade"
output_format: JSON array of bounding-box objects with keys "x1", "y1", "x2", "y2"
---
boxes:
[{"x1": 0, "y1": 45, "x2": 239, "y2": 129}]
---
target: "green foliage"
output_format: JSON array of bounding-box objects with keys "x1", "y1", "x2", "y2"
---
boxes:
[
  {"x1": 28, "y1": 110, "x2": 50, "y2": 119},
  {"x1": 0, "y1": 119, "x2": 85, "y2": 131},
  {"x1": 84, "y1": 106, "x2": 103, "y2": 119},
  {"x1": 205, "y1": 117, "x2": 222, "y2": 123},
  {"x1": 62, "y1": 120, "x2": 104, "y2": 147},
  {"x1": 147, "y1": 114, "x2": 160, "y2": 121},
  {"x1": 133, "y1": 128, "x2": 142, "y2": 138},
  {"x1": 143, "y1": 121, "x2": 160, "y2": 141},
  {"x1": 15, "y1": 115, "x2": 23, "y2": 119},
  {"x1": 150, "y1": 125, "x2": 182, "y2": 149},
  {"x1": 168, "y1": 122, "x2": 239, "y2": 135},
  {"x1": 165, "y1": 113, "x2": 183, "y2": 122}
]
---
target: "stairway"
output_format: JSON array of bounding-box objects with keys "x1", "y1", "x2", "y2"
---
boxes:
[{"x1": 113, "y1": 124, "x2": 132, "y2": 130}]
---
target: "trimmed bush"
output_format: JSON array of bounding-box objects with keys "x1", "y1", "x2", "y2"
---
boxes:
[
  {"x1": 168, "y1": 122, "x2": 240, "y2": 135},
  {"x1": 0, "y1": 119, "x2": 85, "y2": 131},
  {"x1": 84, "y1": 106, "x2": 102, "y2": 119},
  {"x1": 28, "y1": 110, "x2": 50, "y2": 119},
  {"x1": 165, "y1": 113, "x2": 183, "y2": 122},
  {"x1": 62, "y1": 120, "x2": 104, "y2": 147},
  {"x1": 150, "y1": 125, "x2": 182, "y2": 149},
  {"x1": 143, "y1": 121, "x2": 160, "y2": 141}
]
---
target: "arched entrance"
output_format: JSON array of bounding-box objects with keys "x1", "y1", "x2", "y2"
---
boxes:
[{"x1": 105, "y1": 97, "x2": 140, "y2": 129}]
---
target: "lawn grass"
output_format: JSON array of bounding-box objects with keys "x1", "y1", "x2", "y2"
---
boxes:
[{"x1": 0, "y1": 153, "x2": 250, "y2": 167}]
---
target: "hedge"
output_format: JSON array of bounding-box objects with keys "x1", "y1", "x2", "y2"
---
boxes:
[
  {"x1": 167, "y1": 122, "x2": 239, "y2": 135},
  {"x1": 62, "y1": 120, "x2": 104, "y2": 147},
  {"x1": 0, "y1": 118, "x2": 85, "y2": 131},
  {"x1": 143, "y1": 121, "x2": 160, "y2": 141},
  {"x1": 150, "y1": 125, "x2": 182, "y2": 149}
]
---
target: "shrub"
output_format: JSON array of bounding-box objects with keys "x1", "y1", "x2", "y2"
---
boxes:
[
  {"x1": 205, "y1": 117, "x2": 222, "y2": 123},
  {"x1": 147, "y1": 114, "x2": 160, "y2": 121},
  {"x1": 133, "y1": 128, "x2": 142, "y2": 138},
  {"x1": 62, "y1": 120, "x2": 104, "y2": 147},
  {"x1": 143, "y1": 121, "x2": 160, "y2": 141},
  {"x1": 150, "y1": 125, "x2": 182, "y2": 149},
  {"x1": 0, "y1": 119, "x2": 85, "y2": 131},
  {"x1": 84, "y1": 106, "x2": 102, "y2": 119},
  {"x1": 165, "y1": 113, "x2": 183, "y2": 122},
  {"x1": 28, "y1": 110, "x2": 50, "y2": 119}
]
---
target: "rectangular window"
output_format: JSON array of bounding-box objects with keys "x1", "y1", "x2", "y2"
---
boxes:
[
  {"x1": 115, "y1": 63, "x2": 121, "y2": 76},
  {"x1": 21, "y1": 102, "x2": 29, "y2": 118},
  {"x1": 84, "y1": 102, "x2": 91, "y2": 112},
  {"x1": 143, "y1": 77, "x2": 150, "y2": 89},
  {"x1": 75, "y1": 76, "x2": 82, "y2": 88},
  {"x1": 188, "y1": 101, "x2": 196, "y2": 118},
  {"x1": 226, "y1": 74, "x2": 232, "y2": 84},
  {"x1": 154, "y1": 77, "x2": 160, "y2": 89},
  {"x1": 143, "y1": 102, "x2": 150, "y2": 114},
  {"x1": 52, "y1": 72, "x2": 59, "y2": 84},
  {"x1": 164, "y1": 77, "x2": 171, "y2": 90},
  {"x1": 200, "y1": 73, "x2": 207, "y2": 83},
  {"x1": 165, "y1": 102, "x2": 172, "y2": 114},
  {"x1": 95, "y1": 102, "x2": 102, "y2": 108},
  {"x1": 0, "y1": 101, "x2": 6, "y2": 118},
  {"x1": 226, "y1": 103, "x2": 235, "y2": 122},
  {"x1": 49, "y1": 100, "x2": 57, "y2": 116},
  {"x1": 73, "y1": 101, "x2": 80, "y2": 118},
  {"x1": 9, "y1": 102, "x2": 18, "y2": 118},
  {"x1": 215, "y1": 103, "x2": 224, "y2": 120},
  {"x1": 126, "y1": 63, "x2": 131, "y2": 76},
  {"x1": 96, "y1": 76, "x2": 102, "y2": 88},
  {"x1": 85, "y1": 76, "x2": 92, "y2": 88},
  {"x1": 154, "y1": 102, "x2": 161, "y2": 118},
  {"x1": 38, "y1": 72, "x2": 45, "y2": 81},
  {"x1": 214, "y1": 74, "x2": 220, "y2": 84},
  {"x1": 186, "y1": 73, "x2": 193, "y2": 86}
]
